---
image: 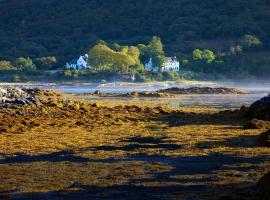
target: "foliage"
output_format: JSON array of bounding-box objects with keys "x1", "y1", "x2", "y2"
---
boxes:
[
  {"x1": 202, "y1": 49, "x2": 216, "y2": 63},
  {"x1": 11, "y1": 74, "x2": 20, "y2": 82},
  {"x1": 240, "y1": 34, "x2": 262, "y2": 48},
  {"x1": 193, "y1": 49, "x2": 203, "y2": 60},
  {"x1": 34, "y1": 56, "x2": 57, "y2": 70},
  {"x1": 0, "y1": 0, "x2": 270, "y2": 78},
  {"x1": 88, "y1": 44, "x2": 137, "y2": 73},
  {"x1": 14, "y1": 57, "x2": 36, "y2": 72},
  {"x1": 1, "y1": 0, "x2": 270, "y2": 63},
  {"x1": 192, "y1": 49, "x2": 216, "y2": 63},
  {"x1": 0, "y1": 61, "x2": 16, "y2": 71},
  {"x1": 139, "y1": 36, "x2": 166, "y2": 69}
]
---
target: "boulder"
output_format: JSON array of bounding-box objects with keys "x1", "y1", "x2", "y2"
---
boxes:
[
  {"x1": 257, "y1": 172, "x2": 270, "y2": 200},
  {"x1": 94, "y1": 90, "x2": 102, "y2": 95},
  {"x1": 0, "y1": 86, "x2": 40, "y2": 108},
  {"x1": 259, "y1": 129, "x2": 270, "y2": 147},
  {"x1": 244, "y1": 119, "x2": 270, "y2": 129},
  {"x1": 246, "y1": 94, "x2": 270, "y2": 120}
]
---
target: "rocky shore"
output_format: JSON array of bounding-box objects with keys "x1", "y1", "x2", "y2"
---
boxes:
[
  {"x1": 0, "y1": 86, "x2": 40, "y2": 108},
  {"x1": 0, "y1": 87, "x2": 269, "y2": 200},
  {"x1": 157, "y1": 87, "x2": 248, "y2": 94},
  {"x1": 86, "y1": 87, "x2": 248, "y2": 98}
]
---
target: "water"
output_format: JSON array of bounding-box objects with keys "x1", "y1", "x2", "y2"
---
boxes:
[{"x1": 42, "y1": 81, "x2": 269, "y2": 109}]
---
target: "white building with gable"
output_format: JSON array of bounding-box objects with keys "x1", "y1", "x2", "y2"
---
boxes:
[
  {"x1": 65, "y1": 54, "x2": 91, "y2": 70},
  {"x1": 145, "y1": 56, "x2": 180, "y2": 72}
]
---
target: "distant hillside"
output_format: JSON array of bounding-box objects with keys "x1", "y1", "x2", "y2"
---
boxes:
[{"x1": 0, "y1": 0, "x2": 270, "y2": 62}]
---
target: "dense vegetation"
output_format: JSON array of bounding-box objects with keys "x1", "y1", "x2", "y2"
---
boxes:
[{"x1": 0, "y1": 0, "x2": 270, "y2": 80}]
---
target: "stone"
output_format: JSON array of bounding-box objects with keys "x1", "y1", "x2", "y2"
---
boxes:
[
  {"x1": 244, "y1": 119, "x2": 270, "y2": 129},
  {"x1": 246, "y1": 94, "x2": 270, "y2": 120},
  {"x1": 257, "y1": 172, "x2": 270, "y2": 200}
]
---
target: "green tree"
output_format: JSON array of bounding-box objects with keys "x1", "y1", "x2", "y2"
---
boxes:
[
  {"x1": 149, "y1": 36, "x2": 164, "y2": 55},
  {"x1": 240, "y1": 34, "x2": 262, "y2": 48},
  {"x1": 181, "y1": 59, "x2": 189, "y2": 66},
  {"x1": 0, "y1": 61, "x2": 16, "y2": 71},
  {"x1": 15, "y1": 57, "x2": 36, "y2": 72},
  {"x1": 193, "y1": 49, "x2": 203, "y2": 60},
  {"x1": 34, "y1": 56, "x2": 57, "y2": 70},
  {"x1": 127, "y1": 46, "x2": 141, "y2": 65},
  {"x1": 202, "y1": 49, "x2": 216, "y2": 63},
  {"x1": 147, "y1": 36, "x2": 166, "y2": 69},
  {"x1": 152, "y1": 55, "x2": 167, "y2": 70},
  {"x1": 138, "y1": 44, "x2": 151, "y2": 64},
  {"x1": 88, "y1": 44, "x2": 115, "y2": 71},
  {"x1": 88, "y1": 44, "x2": 136, "y2": 73}
]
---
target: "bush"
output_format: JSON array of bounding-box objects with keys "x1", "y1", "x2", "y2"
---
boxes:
[{"x1": 11, "y1": 75, "x2": 20, "y2": 82}]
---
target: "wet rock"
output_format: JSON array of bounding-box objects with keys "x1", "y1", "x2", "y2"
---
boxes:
[
  {"x1": 259, "y1": 129, "x2": 270, "y2": 146},
  {"x1": 0, "y1": 86, "x2": 40, "y2": 108},
  {"x1": 244, "y1": 119, "x2": 270, "y2": 130},
  {"x1": 92, "y1": 103, "x2": 98, "y2": 108},
  {"x1": 246, "y1": 94, "x2": 270, "y2": 120},
  {"x1": 257, "y1": 172, "x2": 270, "y2": 200},
  {"x1": 158, "y1": 87, "x2": 247, "y2": 94},
  {"x1": 94, "y1": 90, "x2": 102, "y2": 95},
  {"x1": 14, "y1": 98, "x2": 27, "y2": 105}
]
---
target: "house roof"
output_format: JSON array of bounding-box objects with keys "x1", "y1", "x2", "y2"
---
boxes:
[{"x1": 166, "y1": 57, "x2": 178, "y2": 62}]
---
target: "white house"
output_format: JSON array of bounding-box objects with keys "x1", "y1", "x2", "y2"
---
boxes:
[
  {"x1": 65, "y1": 54, "x2": 91, "y2": 70},
  {"x1": 145, "y1": 56, "x2": 180, "y2": 72}
]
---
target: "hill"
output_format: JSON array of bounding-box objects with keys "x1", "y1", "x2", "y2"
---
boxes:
[{"x1": 1, "y1": 0, "x2": 270, "y2": 63}]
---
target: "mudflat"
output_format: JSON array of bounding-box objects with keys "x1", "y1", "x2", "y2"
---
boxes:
[{"x1": 0, "y1": 90, "x2": 269, "y2": 200}]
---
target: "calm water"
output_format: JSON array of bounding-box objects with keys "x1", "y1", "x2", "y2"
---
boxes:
[{"x1": 43, "y1": 82, "x2": 269, "y2": 109}]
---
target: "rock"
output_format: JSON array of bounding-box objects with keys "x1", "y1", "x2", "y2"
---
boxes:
[
  {"x1": 94, "y1": 90, "x2": 102, "y2": 95},
  {"x1": 244, "y1": 119, "x2": 270, "y2": 129},
  {"x1": 92, "y1": 103, "x2": 98, "y2": 108},
  {"x1": 257, "y1": 172, "x2": 270, "y2": 200},
  {"x1": 0, "y1": 86, "x2": 40, "y2": 108},
  {"x1": 246, "y1": 94, "x2": 270, "y2": 120},
  {"x1": 259, "y1": 129, "x2": 270, "y2": 146},
  {"x1": 158, "y1": 87, "x2": 247, "y2": 95},
  {"x1": 0, "y1": 88, "x2": 7, "y2": 97},
  {"x1": 14, "y1": 98, "x2": 27, "y2": 105}
]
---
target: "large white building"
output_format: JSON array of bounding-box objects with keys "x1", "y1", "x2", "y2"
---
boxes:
[
  {"x1": 145, "y1": 57, "x2": 180, "y2": 72},
  {"x1": 65, "y1": 54, "x2": 91, "y2": 70}
]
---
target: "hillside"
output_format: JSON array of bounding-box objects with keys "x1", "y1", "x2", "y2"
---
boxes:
[{"x1": 1, "y1": 0, "x2": 270, "y2": 63}]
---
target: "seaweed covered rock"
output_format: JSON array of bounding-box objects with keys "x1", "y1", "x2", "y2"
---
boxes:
[
  {"x1": 257, "y1": 172, "x2": 270, "y2": 200},
  {"x1": 246, "y1": 94, "x2": 270, "y2": 120},
  {"x1": 244, "y1": 119, "x2": 270, "y2": 130},
  {"x1": 157, "y1": 87, "x2": 247, "y2": 94},
  {"x1": 0, "y1": 86, "x2": 40, "y2": 108}
]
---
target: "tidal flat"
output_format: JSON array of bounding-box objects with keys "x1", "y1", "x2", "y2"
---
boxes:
[{"x1": 0, "y1": 89, "x2": 269, "y2": 200}]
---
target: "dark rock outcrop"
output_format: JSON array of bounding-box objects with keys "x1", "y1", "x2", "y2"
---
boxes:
[
  {"x1": 259, "y1": 129, "x2": 270, "y2": 147},
  {"x1": 244, "y1": 119, "x2": 270, "y2": 130},
  {"x1": 158, "y1": 87, "x2": 248, "y2": 94},
  {"x1": 246, "y1": 95, "x2": 270, "y2": 121},
  {"x1": 257, "y1": 172, "x2": 270, "y2": 200}
]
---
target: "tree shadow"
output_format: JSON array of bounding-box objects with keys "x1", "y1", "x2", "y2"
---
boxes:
[
  {"x1": 196, "y1": 134, "x2": 262, "y2": 149},
  {"x1": 155, "y1": 110, "x2": 246, "y2": 127},
  {"x1": 0, "y1": 151, "x2": 268, "y2": 200},
  {"x1": 93, "y1": 136, "x2": 183, "y2": 152}
]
